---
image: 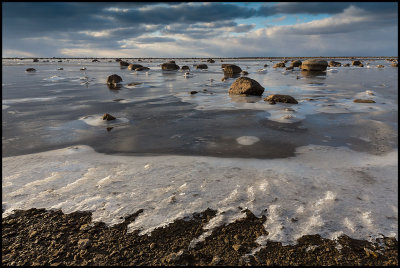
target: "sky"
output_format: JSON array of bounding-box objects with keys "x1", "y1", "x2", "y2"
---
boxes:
[{"x1": 2, "y1": 2, "x2": 398, "y2": 58}]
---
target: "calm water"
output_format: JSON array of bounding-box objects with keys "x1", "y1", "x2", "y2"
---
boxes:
[
  {"x1": 2, "y1": 58, "x2": 398, "y2": 244},
  {"x1": 2, "y1": 58, "x2": 398, "y2": 158}
]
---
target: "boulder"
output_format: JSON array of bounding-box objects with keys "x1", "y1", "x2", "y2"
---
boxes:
[
  {"x1": 273, "y1": 62, "x2": 286, "y2": 68},
  {"x1": 161, "y1": 62, "x2": 180, "y2": 70},
  {"x1": 352, "y1": 60, "x2": 362, "y2": 66},
  {"x1": 343, "y1": 63, "x2": 350, "y2": 67},
  {"x1": 228, "y1": 77, "x2": 264, "y2": 96},
  {"x1": 135, "y1": 66, "x2": 150, "y2": 71},
  {"x1": 290, "y1": 60, "x2": 302, "y2": 68},
  {"x1": 329, "y1": 60, "x2": 341, "y2": 67},
  {"x1": 102, "y1": 113, "x2": 116, "y2": 121},
  {"x1": 115, "y1": 58, "x2": 122, "y2": 62},
  {"x1": 223, "y1": 64, "x2": 242, "y2": 74},
  {"x1": 376, "y1": 65, "x2": 384, "y2": 68},
  {"x1": 181, "y1": 65, "x2": 190, "y2": 71},
  {"x1": 120, "y1": 61, "x2": 130, "y2": 67},
  {"x1": 196, "y1": 64, "x2": 208, "y2": 69},
  {"x1": 301, "y1": 59, "x2": 328, "y2": 71},
  {"x1": 106, "y1": 74, "x2": 122, "y2": 86},
  {"x1": 207, "y1": 59, "x2": 215, "y2": 63},
  {"x1": 353, "y1": 99, "x2": 375, "y2": 103},
  {"x1": 391, "y1": 62, "x2": 398, "y2": 67},
  {"x1": 264, "y1": 94, "x2": 298, "y2": 104},
  {"x1": 33, "y1": 58, "x2": 39, "y2": 62},
  {"x1": 264, "y1": 64, "x2": 268, "y2": 67},
  {"x1": 240, "y1": 71, "x2": 249, "y2": 75},
  {"x1": 92, "y1": 59, "x2": 99, "y2": 62},
  {"x1": 127, "y1": 64, "x2": 143, "y2": 70},
  {"x1": 26, "y1": 68, "x2": 36, "y2": 72}
]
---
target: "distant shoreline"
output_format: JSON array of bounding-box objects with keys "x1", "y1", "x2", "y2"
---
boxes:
[{"x1": 2, "y1": 56, "x2": 398, "y2": 60}]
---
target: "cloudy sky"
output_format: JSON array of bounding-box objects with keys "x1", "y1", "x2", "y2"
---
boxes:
[{"x1": 2, "y1": 2, "x2": 398, "y2": 58}]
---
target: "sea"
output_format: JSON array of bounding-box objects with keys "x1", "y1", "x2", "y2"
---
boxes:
[{"x1": 2, "y1": 57, "x2": 398, "y2": 246}]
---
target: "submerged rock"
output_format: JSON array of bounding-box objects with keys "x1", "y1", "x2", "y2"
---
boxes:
[
  {"x1": 102, "y1": 113, "x2": 116, "y2": 121},
  {"x1": 161, "y1": 62, "x2": 180, "y2": 70},
  {"x1": 290, "y1": 60, "x2": 302, "y2": 68},
  {"x1": 196, "y1": 64, "x2": 208, "y2": 69},
  {"x1": 229, "y1": 77, "x2": 264, "y2": 96},
  {"x1": 222, "y1": 64, "x2": 242, "y2": 74},
  {"x1": 301, "y1": 59, "x2": 328, "y2": 71},
  {"x1": 135, "y1": 67, "x2": 150, "y2": 71},
  {"x1": 120, "y1": 61, "x2": 130, "y2": 67},
  {"x1": 128, "y1": 64, "x2": 143, "y2": 70},
  {"x1": 273, "y1": 62, "x2": 286, "y2": 68},
  {"x1": 264, "y1": 94, "x2": 298, "y2": 104},
  {"x1": 353, "y1": 99, "x2": 375, "y2": 103},
  {"x1": 329, "y1": 61, "x2": 341, "y2": 67},
  {"x1": 25, "y1": 68, "x2": 36, "y2": 72}
]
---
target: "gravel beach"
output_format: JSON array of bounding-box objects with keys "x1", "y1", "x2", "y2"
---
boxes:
[{"x1": 2, "y1": 208, "x2": 397, "y2": 266}]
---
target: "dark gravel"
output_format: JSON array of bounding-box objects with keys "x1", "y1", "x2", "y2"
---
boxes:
[{"x1": 2, "y1": 208, "x2": 398, "y2": 266}]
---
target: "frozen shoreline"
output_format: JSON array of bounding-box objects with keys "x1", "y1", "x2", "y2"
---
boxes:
[{"x1": 2, "y1": 144, "x2": 398, "y2": 245}]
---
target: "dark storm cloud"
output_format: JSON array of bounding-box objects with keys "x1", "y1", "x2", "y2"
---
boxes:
[{"x1": 257, "y1": 2, "x2": 398, "y2": 16}]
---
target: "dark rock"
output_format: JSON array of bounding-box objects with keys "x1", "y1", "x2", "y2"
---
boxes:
[
  {"x1": 120, "y1": 61, "x2": 130, "y2": 67},
  {"x1": 359, "y1": 63, "x2": 364, "y2": 67},
  {"x1": 102, "y1": 113, "x2": 116, "y2": 121},
  {"x1": 229, "y1": 77, "x2": 264, "y2": 96},
  {"x1": 264, "y1": 64, "x2": 268, "y2": 67},
  {"x1": 161, "y1": 62, "x2": 180, "y2": 70},
  {"x1": 26, "y1": 68, "x2": 36, "y2": 72},
  {"x1": 353, "y1": 99, "x2": 375, "y2": 103},
  {"x1": 181, "y1": 66, "x2": 190, "y2": 71},
  {"x1": 58, "y1": 60, "x2": 62, "y2": 62},
  {"x1": 285, "y1": 67, "x2": 294, "y2": 70},
  {"x1": 301, "y1": 59, "x2": 328, "y2": 71},
  {"x1": 290, "y1": 60, "x2": 302, "y2": 67},
  {"x1": 106, "y1": 74, "x2": 122, "y2": 85},
  {"x1": 222, "y1": 64, "x2": 242, "y2": 74},
  {"x1": 264, "y1": 94, "x2": 298, "y2": 104},
  {"x1": 352, "y1": 60, "x2": 362, "y2": 66},
  {"x1": 57, "y1": 68, "x2": 63, "y2": 70},
  {"x1": 391, "y1": 62, "x2": 398, "y2": 67},
  {"x1": 207, "y1": 58, "x2": 215, "y2": 63},
  {"x1": 92, "y1": 59, "x2": 99, "y2": 62},
  {"x1": 190, "y1": 91, "x2": 198, "y2": 95},
  {"x1": 115, "y1": 58, "x2": 122, "y2": 62},
  {"x1": 376, "y1": 65, "x2": 384, "y2": 68},
  {"x1": 135, "y1": 67, "x2": 150, "y2": 71},
  {"x1": 128, "y1": 64, "x2": 143, "y2": 70},
  {"x1": 106, "y1": 127, "x2": 113, "y2": 132},
  {"x1": 329, "y1": 60, "x2": 341, "y2": 67},
  {"x1": 273, "y1": 62, "x2": 286, "y2": 68},
  {"x1": 196, "y1": 64, "x2": 208, "y2": 69}
]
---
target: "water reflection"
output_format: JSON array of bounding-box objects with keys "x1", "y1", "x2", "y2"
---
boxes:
[
  {"x1": 229, "y1": 94, "x2": 262, "y2": 103},
  {"x1": 300, "y1": 70, "x2": 327, "y2": 78}
]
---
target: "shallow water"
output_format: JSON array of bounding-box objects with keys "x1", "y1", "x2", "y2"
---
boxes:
[{"x1": 2, "y1": 58, "x2": 398, "y2": 245}]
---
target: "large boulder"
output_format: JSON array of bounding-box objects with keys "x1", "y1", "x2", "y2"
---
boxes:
[
  {"x1": 301, "y1": 59, "x2": 328, "y2": 71},
  {"x1": 161, "y1": 62, "x2": 180, "y2": 70},
  {"x1": 223, "y1": 64, "x2": 242, "y2": 74},
  {"x1": 106, "y1": 74, "x2": 122, "y2": 88},
  {"x1": 228, "y1": 77, "x2": 264, "y2": 96},
  {"x1": 119, "y1": 61, "x2": 130, "y2": 67},
  {"x1": 329, "y1": 60, "x2": 341, "y2": 67},
  {"x1": 264, "y1": 94, "x2": 298, "y2": 104},
  {"x1": 273, "y1": 62, "x2": 286, "y2": 68},
  {"x1": 196, "y1": 64, "x2": 208, "y2": 69},
  {"x1": 290, "y1": 60, "x2": 302, "y2": 68},
  {"x1": 128, "y1": 64, "x2": 143, "y2": 70}
]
